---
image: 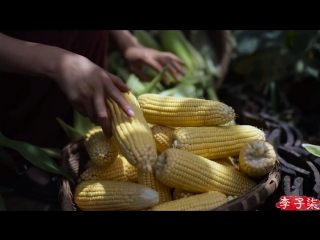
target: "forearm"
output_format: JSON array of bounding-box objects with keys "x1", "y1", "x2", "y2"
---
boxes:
[
  {"x1": 0, "y1": 32, "x2": 74, "y2": 80},
  {"x1": 109, "y1": 30, "x2": 140, "y2": 54}
]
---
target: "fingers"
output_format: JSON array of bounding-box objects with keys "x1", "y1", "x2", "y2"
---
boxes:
[
  {"x1": 103, "y1": 80, "x2": 135, "y2": 118},
  {"x1": 97, "y1": 72, "x2": 135, "y2": 136},
  {"x1": 93, "y1": 92, "x2": 112, "y2": 138},
  {"x1": 170, "y1": 59, "x2": 186, "y2": 76},
  {"x1": 161, "y1": 52, "x2": 186, "y2": 76},
  {"x1": 145, "y1": 58, "x2": 170, "y2": 85},
  {"x1": 105, "y1": 71, "x2": 131, "y2": 92},
  {"x1": 167, "y1": 64, "x2": 181, "y2": 83},
  {"x1": 83, "y1": 97, "x2": 97, "y2": 124},
  {"x1": 167, "y1": 53, "x2": 185, "y2": 65}
]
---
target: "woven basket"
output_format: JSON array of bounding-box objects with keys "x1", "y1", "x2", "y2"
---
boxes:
[
  {"x1": 58, "y1": 138, "x2": 281, "y2": 211},
  {"x1": 57, "y1": 30, "x2": 283, "y2": 211}
]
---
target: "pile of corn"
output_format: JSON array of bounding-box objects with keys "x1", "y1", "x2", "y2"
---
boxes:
[{"x1": 73, "y1": 92, "x2": 277, "y2": 211}]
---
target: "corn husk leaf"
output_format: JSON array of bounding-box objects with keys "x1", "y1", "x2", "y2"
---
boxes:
[
  {"x1": 302, "y1": 143, "x2": 320, "y2": 157},
  {"x1": 126, "y1": 74, "x2": 148, "y2": 97},
  {"x1": 57, "y1": 118, "x2": 83, "y2": 141},
  {"x1": 159, "y1": 82, "x2": 198, "y2": 98},
  {"x1": 73, "y1": 109, "x2": 95, "y2": 136},
  {"x1": 0, "y1": 132, "x2": 73, "y2": 183},
  {"x1": 40, "y1": 148, "x2": 62, "y2": 159}
]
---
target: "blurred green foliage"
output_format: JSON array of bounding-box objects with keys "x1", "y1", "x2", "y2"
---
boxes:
[
  {"x1": 231, "y1": 30, "x2": 320, "y2": 82},
  {"x1": 230, "y1": 30, "x2": 320, "y2": 115}
]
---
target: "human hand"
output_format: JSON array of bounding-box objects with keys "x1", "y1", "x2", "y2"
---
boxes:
[
  {"x1": 123, "y1": 45, "x2": 185, "y2": 85},
  {"x1": 54, "y1": 54, "x2": 134, "y2": 137}
]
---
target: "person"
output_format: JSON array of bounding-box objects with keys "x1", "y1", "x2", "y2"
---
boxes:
[{"x1": 0, "y1": 30, "x2": 185, "y2": 210}]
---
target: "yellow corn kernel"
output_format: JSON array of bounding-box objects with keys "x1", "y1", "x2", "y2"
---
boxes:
[
  {"x1": 172, "y1": 188, "x2": 197, "y2": 200},
  {"x1": 106, "y1": 91, "x2": 157, "y2": 173},
  {"x1": 74, "y1": 180, "x2": 159, "y2": 211},
  {"x1": 151, "y1": 125, "x2": 175, "y2": 153},
  {"x1": 239, "y1": 139, "x2": 277, "y2": 178},
  {"x1": 214, "y1": 157, "x2": 236, "y2": 168},
  {"x1": 149, "y1": 191, "x2": 227, "y2": 211},
  {"x1": 84, "y1": 126, "x2": 119, "y2": 167},
  {"x1": 80, "y1": 154, "x2": 138, "y2": 182},
  {"x1": 155, "y1": 148, "x2": 257, "y2": 196},
  {"x1": 137, "y1": 94, "x2": 235, "y2": 127},
  {"x1": 171, "y1": 125, "x2": 265, "y2": 159},
  {"x1": 138, "y1": 170, "x2": 172, "y2": 204}
]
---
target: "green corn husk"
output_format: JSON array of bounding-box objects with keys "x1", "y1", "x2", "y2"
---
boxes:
[{"x1": 158, "y1": 30, "x2": 195, "y2": 72}]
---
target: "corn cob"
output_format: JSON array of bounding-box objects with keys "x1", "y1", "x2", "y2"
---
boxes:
[
  {"x1": 238, "y1": 139, "x2": 277, "y2": 178},
  {"x1": 137, "y1": 94, "x2": 235, "y2": 127},
  {"x1": 106, "y1": 91, "x2": 158, "y2": 173},
  {"x1": 214, "y1": 157, "x2": 236, "y2": 168},
  {"x1": 84, "y1": 126, "x2": 119, "y2": 167},
  {"x1": 171, "y1": 125, "x2": 265, "y2": 159},
  {"x1": 80, "y1": 154, "x2": 138, "y2": 182},
  {"x1": 138, "y1": 170, "x2": 172, "y2": 204},
  {"x1": 151, "y1": 125, "x2": 175, "y2": 153},
  {"x1": 149, "y1": 191, "x2": 227, "y2": 211},
  {"x1": 176, "y1": 30, "x2": 206, "y2": 72},
  {"x1": 74, "y1": 180, "x2": 159, "y2": 211},
  {"x1": 155, "y1": 148, "x2": 257, "y2": 196},
  {"x1": 158, "y1": 30, "x2": 195, "y2": 71},
  {"x1": 172, "y1": 188, "x2": 197, "y2": 200}
]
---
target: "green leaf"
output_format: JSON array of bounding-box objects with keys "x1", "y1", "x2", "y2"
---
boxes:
[
  {"x1": 57, "y1": 117, "x2": 83, "y2": 141},
  {"x1": 0, "y1": 132, "x2": 73, "y2": 183},
  {"x1": 203, "y1": 54, "x2": 221, "y2": 78},
  {"x1": 142, "y1": 65, "x2": 177, "y2": 84},
  {"x1": 180, "y1": 31, "x2": 206, "y2": 71},
  {"x1": 180, "y1": 75, "x2": 211, "y2": 86},
  {"x1": 189, "y1": 30, "x2": 219, "y2": 66},
  {"x1": 205, "y1": 78, "x2": 219, "y2": 101},
  {"x1": 126, "y1": 74, "x2": 148, "y2": 97},
  {"x1": 73, "y1": 109, "x2": 95, "y2": 136},
  {"x1": 0, "y1": 146, "x2": 18, "y2": 171},
  {"x1": 41, "y1": 147, "x2": 62, "y2": 159},
  {"x1": 141, "y1": 65, "x2": 169, "y2": 95},
  {"x1": 195, "y1": 88, "x2": 204, "y2": 99},
  {"x1": 159, "y1": 82, "x2": 197, "y2": 98},
  {"x1": 158, "y1": 30, "x2": 195, "y2": 71},
  {"x1": 130, "y1": 66, "x2": 171, "y2": 97},
  {"x1": 302, "y1": 143, "x2": 320, "y2": 157}
]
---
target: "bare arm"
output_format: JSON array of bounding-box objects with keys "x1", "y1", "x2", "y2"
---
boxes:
[
  {"x1": 0, "y1": 32, "x2": 73, "y2": 80},
  {"x1": 109, "y1": 30, "x2": 140, "y2": 54},
  {"x1": 0, "y1": 32, "x2": 133, "y2": 137}
]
